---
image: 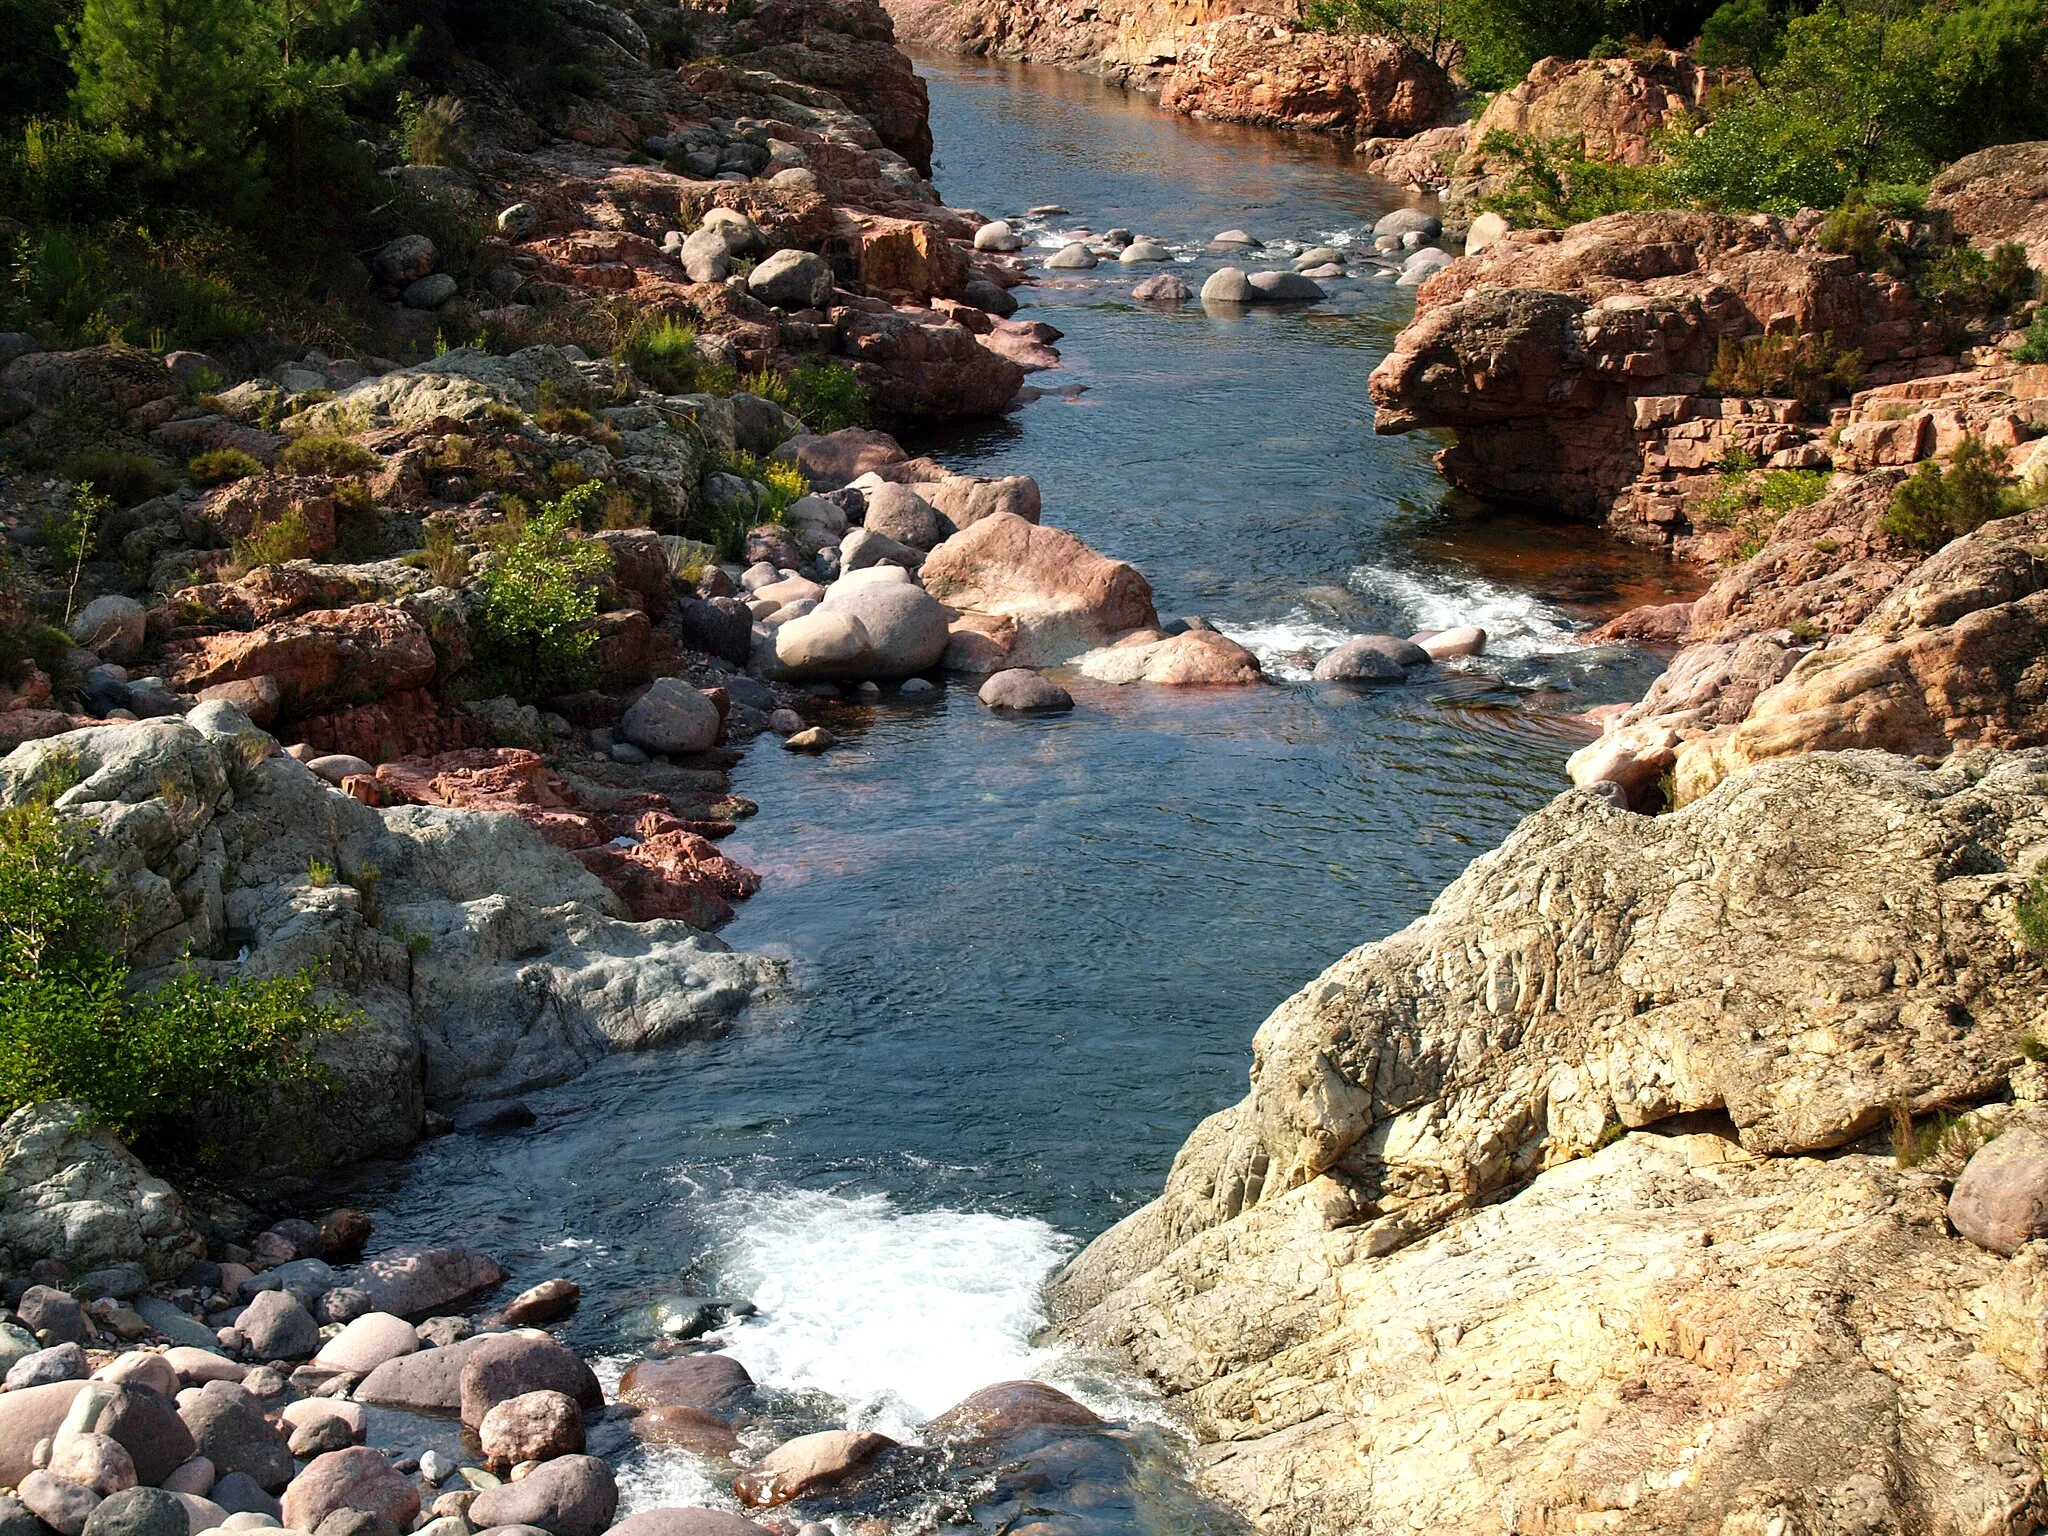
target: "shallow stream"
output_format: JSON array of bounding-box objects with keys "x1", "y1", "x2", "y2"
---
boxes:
[{"x1": 342, "y1": 53, "x2": 1696, "y2": 1532}]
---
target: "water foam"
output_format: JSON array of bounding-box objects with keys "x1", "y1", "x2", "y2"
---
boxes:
[
  {"x1": 1219, "y1": 613, "x2": 1356, "y2": 681},
  {"x1": 698, "y1": 1187, "x2": 1077, "y2": 1440},
  {"x1": 1348, "y1": 564, "x2": 1581, "y2": 659}
]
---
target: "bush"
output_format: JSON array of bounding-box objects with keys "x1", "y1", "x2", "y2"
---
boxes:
[
  {"x1": 782, "y1": 362, "x2": 870, "y2": 435},
  {"x1": 1473, "y1": 130, "x2": 1668, "y2": 226},
  {"x1": 0, "y1": 799, "x2": 347, "y2": 1148},
  {"x1": 224, "y1": 509, "x2": 313, "y2": 575},
  {"x1": 2014, "y1": 308, "x2": 2048, "y2": 363},
  {"x1": 1693, "y1": 465, "x2": 1830, "y2": 558},
  {"x1": 474, "y1": 481, "x2": 613, "y2": 699},
  {"x1": 1299, "y1": 0, "x2": 1460, "y2": 64},
  {"x1": 1706, "y1": 331, "x2": 1862, "y2": 414},
  {"x1": 188, "y1": 447, "x2": 264, "y2": 484},
  {"x1": 60, "y1": 450, "x2": 175, "y2": 508},
  {"x1": 2018, "y1": 877, "x2": 2048, "y2": 955},
  {"x1": 1914, "y1": 241, "x2": 2036, "y2": 326},
  {"x1": 1880, "y1": 434, "x2": 2029, "y2": 548},
  {"x1": 620, "y1": 315, "x2": 710, "y2": 394},
  {"x1": 276, "y1": 432, "x2": 380, "y2": 477},
  {"x1": 397, "y1": 92, "x2": 469, "y2": 168}
]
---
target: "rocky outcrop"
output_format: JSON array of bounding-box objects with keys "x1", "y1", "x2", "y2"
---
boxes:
[
  {"x1": 0, "y1": 1102, "x2": 206, "y2": 1280},
  {"x1": 1930, "y1": 139, "x2": 2048, "y2": 272},
  {"x1": 1050, "y1": 747, "x2": 2048, "y2": 1534},
  {"x1": 1368, "y1": 211, "x2": 1930, "y2": 530},
  {"x1": 1157, "y1": 18, "x2": 1452, "y2": 137},
  {"x1": 919, "y1": 512, "x2": 1159, "y2": 666}
]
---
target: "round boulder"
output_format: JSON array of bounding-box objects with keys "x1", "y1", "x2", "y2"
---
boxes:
[
  {"x1": 479, "y1": 1391, "x2": 584, "y2": 1470},
  {"x1": 68, "y1": 597, "x2": 147, "y2": 664},
  {"x1": 861, "y1": 484, "x2": 946, "y2": 551},
  {"x1": 1043, "y1": 243, "x2": 1097, "y2": 270},
  {"x1": 1118, "y1": 239, "x2": 1172, "y2": 264},
  {"x1": 1130, "y1": 274, "x2": 1191, "y2": 304},
  {"x1": 1951, "y1": 1123, "x2": 2048, "y2": 1253},
  {"x1": 1373, "y1": 208, "x2": 1441, "y2": 240},
  {"x1": 978, "y1": 670, "x2": 1073, "y2": 714},
  {"x1": 1312, "y1": 637, "x2": 1418, "y2": 682},
  {"x1": 98, "y1": 1385, "x2": 196, "y2": 1487},
  {"x1": 177, "y1": 1381, "x2": 293, "y2": 1492},
  {"x1": 279, "y1": 1448, "x2": 419, "y2": 1536},
  {"x1": 816, "y1": 582, "x2": 950, "y2": 678},
  {"x1": 1465, "y1": 211, "x2": 1509, "y2": 256},
  {"x1": 616, "y1": 1355, "x2": 752, "y2": 1416},
  {"x1": 1396, "y1": 247, "x2": 1454, "y2": 287},
  {"x1": 237, "y1": 1292, "x2": 319, "y2": 1362},
  {"x1": 1417, "y1": 625, "x2": 1486, "y2": 660},
  {"x1": 745, "y1": 250, "x2": 833, "y2": 310},
  {"x1": 50, "y1": 1433, "x2": 136, "y2": 1497},
  {"x1": 972, "y1": 220, "x2": 1023, "y2": 252},
  {"x1": 619, "y1": 678, "x2": 722, "y2": 757},
  {"x1": 1200, "y1": 267, "x2": 1255, "y2": 303},
  {"x1": 678, "y1": 230, "x2": 730, "y2": 285},
  {"x1": 456, "y1": 1335, "x2": 603, "y2": 1429},
  {"x1": 313, "y1": 1313, "x2": 417, "y2": 1377},
  {"x1": 464, "y1": 1455, "x2": 616, "y2": 1536},
  {"x1": 606, "y1": 1512, "x2": 770, "y2": 1536},
  {"x1": 731, "y1": 1430, "x2": 894, "y2": 1509},
  {"x1": 17, "y1": 1470, "x2": 98, "y2": 1536},
  {"x1": 1246, "y1": 270, "x2": 1324, "y2": 301},
  {"x1": 774, "y1": 610, "x2": 874, "y2": 680},
  {"x1": 80, "y1": 1488, "x2": 185, "y2": 1536}
]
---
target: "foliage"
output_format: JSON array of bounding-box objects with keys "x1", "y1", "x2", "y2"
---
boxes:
[
  {"x1": 0, "y1": 799, "x2": 346, "y2": 1146},
  {"x1": 1696, "y1": 0, "x2": 1786, "y2": 69},
  {"x1": 2018, "y1": 877, "x2": 2048, "y2": 955},
  {"x1": 188, "y1": 447, "x2": 264, "y2": 484},
  {"x1": 1914, "y1": 241, "x2": 2036, "y2": 327},
  {"x1": 224, "y1": 508, "x2": 312, "y2": 576},
  {"x1": 60, "y1": 449, "x2": 173, "y2": 507},
  {"x1": 412, "y1": 520, "x2": 470, "y2": 586},
  {"x1": 649, "y1": 7, "x2": 695, "y2": 65},
  {"x1": 1472, "y1": 129, "x2": 1668, "y2": 227},
  {"x1": 1706, "y1": 331, "x2": 1862, "y2": 414},
  {"x1": 1815, "y1": 202, "x2": 1910, "y2": 275},
  {"x1": 396, "y1": 92, "x2": 468, "y2": 168},
  {"x1": 1693, "y1": 465, "x2": 1829, "y2": 558},
  {"x1": 1880, "y1": 434, "x2": 2031, "y2": 548},
  {"x1": 1889, "y1": 1102, "x2": 1985, "y2": 1168},
  {"x1": 275, "y1": 431, "x2": 379, "y2": 477},
  {"x1": 2015, "y1": 308, "x2": 2048, "y2": 363},
  {"x1": 619, "y1": 315, "x2": 710, "y2": 394},
  {"x1": 778, "y1": 362, "x2": 870, "y2": 435},
  {"x1": 1299, "y1": 0, "x2": 1460, "y2": 65},
  {"x1": 473, "y1": 481, "x2": 613, "y2": 700}
]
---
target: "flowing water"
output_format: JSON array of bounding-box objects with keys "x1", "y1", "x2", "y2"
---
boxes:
[{"x1": 341, "y1": 53, "x2": 1698, "y2": 1532}]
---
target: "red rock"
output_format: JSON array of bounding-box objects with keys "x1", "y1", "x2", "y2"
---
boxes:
[
  {"x1": 1160, "y1": 18, "x2": 1451, "y2": 137},
  {"x1": 295, "y1": 690, "x2": 493, "y2": 763},
  {"x1": 835, "y1": 306, "x2": 1026, "y2": 417},
  {"x1": 833, "y1": 211, "x2": 969, "y2": 301},
  {"x1": 593, "y1": 609, "x2": 653, "y2": 691},
  {"x1": 627, "y1": 1406, "x2": 741, "y2": 1457},
  {"x1": 772, "y1": 429, "x2": 909, "y2": 490},
  {"x1": 924, "y1": 1381, "x2": 1103, "y2": 1443},
  {"x1": 0, "y1": 710, "x2": 96, "y2": 754},
  {"x1": 479, "y1": 1390, "x2": 585, "y2": 1470},
  {"x1": 1077, "y1": 629, "x2": 1265, "y2": 686},
  {"x1": 616, "y1": 1355, "x2": 752, "y2": 1417},
  {"x1": 280, "y1": 1448, "x2": 419, "y2": 1535},
  {"x1": 1928, "y1": 140, "x2": 2048, "y2": 271},
  {"x1": 458, "y1": 1335, "x2": 602, "y2": 1429},
  {"x1": 169, "y1": 606, "x2": 436, "y2": 720},
  {"x1": 190, "y1": 477, "x2": 339, "y2": 557},
  {"x1": 921, "y1": 512, "x2": 1157, "y2": 666},
  {"x1": 731, "y1": 1430, "x2": 894, "y2": 1508}
]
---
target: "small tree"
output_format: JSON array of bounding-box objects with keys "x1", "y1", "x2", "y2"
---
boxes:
[{"x1": 475, "y1": 481, "x2": 614, "y2": 700}]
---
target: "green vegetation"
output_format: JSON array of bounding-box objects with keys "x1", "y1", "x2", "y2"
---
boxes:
[
  {"x1": 743, "y1": 361, "x2": 870, "y2": 436},
  {"x1": 59, "y1": 450, "x2": 175, "y2": 507},
  {"x1": 188, "y1": 447, "x2": 264, "y2": 484},
  {"x1": 224, "y1": 508, "x2": 313, "y2": 575},
  {"x1": 1890, "y1": 1102, "x2": 1986, "y2": 1168},
  {"x1": 396, "y1": 91, "x2": 467, "y2": 168},
  {"x1": 275, "y1": 432, "x2": 380, "y2": 477},
  {"x1": 474, "y1": 480, "x2": 613, "y2": 700},
  {"x1": 2017, "y1": 877, "x2": 2048, "y2": 955},
  {"x1": 1880, "y1": 434, "x2": 2035, "y2": 548},
  {"x1": 0, "y1": 796, "x2": 348, "y2": 1149},
  {"x1": 1706, "y1": 332, "x2": 1863, "y2": 414},
  {"x1": 1693, "y1": 463, "x2": 1830, "y2": 557}
]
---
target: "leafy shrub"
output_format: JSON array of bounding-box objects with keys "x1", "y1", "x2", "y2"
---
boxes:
[
  {"x1": 397, "y1": 92, "x2": 470, "y2": 169},
  {"x1": 1890, "y1": 1102, "x2": 1985, "y2": 1168},
  {"x1": 1706, "y1": 332, "x2": 1862, "y2": 414},
  {"x1": 276, "y1": 433, "x2": 380, "y2": 477},
  {"x1": 474, "y1": 481, "x2": 613, "y2": 699},
  {"x1": 2018, "y1": 877, "x2": 2048, "y2": 955},
  {"x1": 1914, "y1": 241, "x2": 2036, "y2": 327},
  {"x1": 224, "y1": 509, "x2": 313, "y2": 576},
  {"x1": 1815, "y1": 203, "x2": 1910, "y2": 276},
  {"x1": 189, "y1": 447, "x2": 264, "y2": 485},
  {"x1": 60, "y1": 450, "x2": 175, "y2": 508},
  {"x1": 533, "y1": 397, "x2": 623, "y2": 451},
  {"x1": 1298, "y1": 0, "x2": 1459, "y2": 64},
  {"x1": 1472, "y1": 130, "x2": 1667, "y2": 227},
  {"x1": 620, "y1": 315, "x2": 709, "y2": 394},
  {"x1": 0, "y1": 799, "x2": 346, "y2": 1148},
  {"x1": 782, "y1": 362, "x2": 870, "y2": 435},
  {"x1": 1880, "y1": 434, "x2": 2030, "y2": 549},
  {"x1": 2015, "y1": 309, "x2": 2048, "y2": 363},
  {"x1": 1693, "y1": 465, "x2": 1830, "y2": 558}
]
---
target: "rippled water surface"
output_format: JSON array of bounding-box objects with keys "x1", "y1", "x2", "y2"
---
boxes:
[{"x1": 345, "y1": 53, "x2": 1697, "y2": 1529}]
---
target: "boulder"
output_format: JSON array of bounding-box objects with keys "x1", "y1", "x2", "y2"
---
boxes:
[
  {"x1": 746, "y1": 250, "x2": 833, "y2": 310},
  {"x1": 7, "y1": 1344, "x2": 87, "y2": 1389},
  {"x1": 463, "y1": 1456, "x2": 614, "y2": 1536},
  {"x1": 924, "y1": 1381, "x2": 1103, "y2": 1445},
  {"x1": 0, "y1": 1494, "x2": 41, "y2": 1536},
  {"x1": 615, "y1": 1355, "x2": 751, "y2": 1417},
  {"x1": 770, "y1": 429, "x2": 908, "y2": 492},
  {"x1": 920, "y1": 514, "x2": 1157, "y2": 667},
  {"x1": 619, "y1": 679, "x2": 721, "y2": 757},
  {"x1": 1312, "y1": 635, "x2": 1425, "y2": 681},
  {"x1": 169, "y1": 606, "x2": 437, "y2": 721},
  {"x1": 94, "y1": 1356, "x2": 176, "y2": 1398},
  {"x1": 814, "y1": 583, "x2": 950, "y2": 678},
  {"x1": 17, "y1": 1287, "x2": 89, "y2": 1345},
  {"x1": 373, "y1": 236, "x2": 437, "y2": 284},
  {"x1": 1950, "y1": 1123, "x2": 2048, "y2": 1254},
  {"x1": 920, "y1": 475, "x2": 1041, "y2": 529},
  {"x1": 0, "y1": 1103, "x2": 205, "y2": 1281},
  {"x1": 840, "y1": 526, "x2": 925, "y2": 572},
  {"x1": 18, "y1": 1473, "x2": 99, "y2": 1536},
  {"x1": 972, "y1": 220, "x2": 1023, "y2": 253},
  {"x1": 98, "y1": 1387, "x2": 196, "y2": 1486},
  {"x1": 68, "y1": 598, "x2": 147, "y2": 665},
  {"x1": 204, "y1": 1472, "x2": 277, "y2": 1521},
  {"x1": 773, "y1": 610, "x2": 874, "y2": 680},
  {"x1": 626, "y1": 1406, "x2": 740, "y2": 1457},
  {"x1": 341, "y1": 1247, "x2": 502, "y2": 1319},
  {"x1": 1118, "y1": 239, "x2": 1172, "y2": 264},
  {"x1": 1131, "y1": 274, "x2": 1192, "y2": 303},
  {"x1": 730, "y1": 1431, "x2": 894, "y2": 1508},
  {"x1": 1076, "y1": 630, "x2": 1264, "y2": 686},
  {"x1": 176, "y1": 1383, "x2": 292, "y2": 1492},
  {"x1": 78, "y1": 1487, "x2": 184, "y2": 1536},
  {"x1": 1200, "y1": 268, "x2": 1255, "y2": 303},
  {"x1": 456, "y1": 1334, "x2": 602, "y2": 1428},
  {"x1": 1246, "y1": 271, "x2": 1324, "y2": 301},
  {"x1": 677, "y1": 231, "x2": 731, "y2": 285},
  {"x1": 48, "y1": 1436, "x2": 134, "y2": 1498},
  {"x1": 312, "y1": 1314, "x2": 417, "y2": 1377},
  {"x1": 1044, "y1": 243, "x2": 1097, "y2": 270},
  {"x1": 491, "y1": 1279, "x2": 580, "y2": 1328},
  {"x1": 978, "y1": 670, "x2": 1073, "y2": 714},
  {"x1": 668, "y1": 597, "x2": 752, "y2": 669},
  {"x1": 279, "y1": 1449, "x2": 418, "y2": 1536},
  {"x1": 236, "y1": 1292, "x2": 319, "y2": 1362},
  {"x1": 861, "y1": 484, "x2": 946, "y2": 550},
  {"x1": 1416, "y1": 625, "x2": 1485, "y2": 659},
  {"x1": 353, "y1": 1335, "x2": 494, "y2": 1415},
  {"x1": 478, "y1": 1391, "x2": 584, "y2": 1470}
]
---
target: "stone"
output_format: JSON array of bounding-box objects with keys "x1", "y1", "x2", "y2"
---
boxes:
[
  {"x1": 372, "y1": 237, "x2": 437, "y2": 285},
  {"x1": 204, "y1": 1474, "x2": 277, "y2": 1521},
  {"x1": 861, "y1": 484, "x2": 946, "y2": 551},
  {"x1": 0, "y1": 1494, "x2": 37, "y2": 1536},
  {"x1": 1043, "y1": 243, "x2": 1098, "y2": 270},
  {"x1": 80, "y1": 1487, "x2": 185, "y2": 1536},
  {"x1": 920, "y1": 514, "x2": 1157, "y2": 668},
  {"x1": 1212, "y1": 230, "x2": 1261, "y2": 247},
  {"x1": 463, "y1": 1457, "x2": 614, "y2": 1536},
  {"x1": 310, "y1": 1510, "x2": 392, "y2": 1536},
  {"x1": 839, "y1": 526, "x2": 924, "y2": 572},
  {"x1": 924, "y1": 1381, "x2": 1103, "y2": 1445},
  {"x1": 159, "y1": 1460, "x2": 212, "y2": 1497},
  {"x1": 159, "y1": 1351, "x2": 239, "y2": 1386},
  {"x1": 773, "y1": 611, "x2": 873, "y2": 680},
  {"x1": 677, "y1": 231, "x2": 731, "y2": 285},
  {"x1": 279, "y1": 1401, "x2": 364, "y2": 1445},
  {"x1": 491, "y1": 1280, "x2": 579, "y2": 1328},
  {"x1": 1077, "y1": 630, "x2": 1264, "y2": 686},
  {"x1": 1311, "y1": 635, "x2": 1426, "y2": 681},
  {"x1": 340, "y1": 1248, "x2": 502, "y2": 1319},
  {"x1": 972, "y1": 221, "x2": 1023, "y2": 252},
  {"x1": 745, "y1": 250, "x2": 833, "y2": 310},
  {"x1": 1374, "y1": 208, "x2": 1441, "y2": 240},
  {"x1": 781, "y1": 727, "x2": 836, "y2": 754},
  {"x1": 8, "y1": 1345, "x2": 87, "y2": 1389},
  {"x1": 99, "y1": 1386, "x2": 197, "y2": 1486},
  {"x1": 68, "y1": 598, "x2": 147, "y2": 665},
  {"x1": 1200, "y1": 268, "x2": 1255, "y2": 303},
  {"x1": 1395, "y1": 247, "x2": 1453, "y2": 286},
  {"x1": 95, "y1": 1356, "x2": 176, "y2": 1398},
  {"x1": 311, "y1": 1314, "x2": 416, "y2": 1377},
  {"x1": 18, "y1": 1471, "x2": 100, "y2": 1536},
  {"x1": 1158, "y1": 19, "x2": 1453, "y2": 137},
  {"x1": 961, "y1": 278, "x2": 1017, "y2": 316},
  {"x1": 478, "y1": 1392, "x2": 583, "y2": 1470},
  {"x1": 353, "y1": 1335, "x2": 493, "y2": 1414},
  {"x1": 456, "y1": 1334, "x2": 602, "y2": 1428},
  {"x1": 169, "y1": 606, "x2": 437, "y2": 721},
  {"x1": 1246, "y1": 270, "x2": 1324, "y2": 301},
  {"x1": 616, "y1": 1355, "x2": 751, "y2": 1417},
  {"x1": 626, "y1": 1406, "x2": 739, "y2": 1457},
  {"x1": 74, "y1": 1264, "x2": 149, "y2": 1300},
  {"x1": 1950, "y1": 1123, "x2": 2048, "y2": 1253},
  {"x1": 921, "y1": 475, "x2": 1041, "y2": 530},
  {"x1": 814, "y1": 582, "x2": 950, "y2": 678},
  {"x1": 605, "y1": 1512, "x2": 769, "y2": 1536},
  {"x1": 770, "y1": 429, "x2": 908, "y2": 492},
  {"x1": 284, "y1": 1418, "x2": 353, "y2": 1460},
  {"x1": 0, "y1": 1104, "x2": 205, "y2": 1283},
  {"x1": 730, "y1": 1431, "x2": 894, "y2": 1508},
  {"x1": 1118, "y1": 239, "x2": 1172, "y2": 264},
  {"x1": 402, "y1": 276, "x2": 458, "y2": 311},
  {"x1": 236, "y1": 1294, "x2": 318, "y2": 1362},
  {"x1": 1131, "y1": 274, "x2": 1192, "y2": 304},
  {"x1": 48, "y1": 1436, "x2": 134, "y2": 1497},
  {"x1": 619, "y1": 680, "x2": 721, "y2": 757},
  {"x1": 1464, "y1": 212, "x2": 1509, "y2": 256},
  {"x1": 977, "y1": 670, "x2": 1073, "y2": 714},
  {"x1": 279, "y1": 1449, "x2": 418, "y2": 1536},
  {"x1": 177, "y1": 1383, "x2": 292, "y2": 1493},
  {"x1": 1415, "y1": 625, "x2": 1485, "y2": 660}
]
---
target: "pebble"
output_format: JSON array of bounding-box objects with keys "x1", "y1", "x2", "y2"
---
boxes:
[{"x1": 418, "y1": 1452, "x2": 449, "y2": 1488}]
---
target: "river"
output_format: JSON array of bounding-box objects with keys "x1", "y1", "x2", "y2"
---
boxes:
[{"x1": 341, "y1": 51, "x2": 1692, "y2": 1531}]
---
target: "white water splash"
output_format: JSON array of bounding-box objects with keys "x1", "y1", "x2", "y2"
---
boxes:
[
  {"x1": 1217, "y1": 612, "x2": 1356, "y2": 681},
  {"x1": 698, "y1": 1187, "x2": 1077, "y2": 1440},
  {"x1": 1347, "y1": 564, "x2": 1581, "y2": 659}
]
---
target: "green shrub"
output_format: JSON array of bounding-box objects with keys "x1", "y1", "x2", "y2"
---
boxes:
[
  {"x1": 0, "y1": 799, "x2": 346, "y2": 1148},
  {"x1": 649, "y1": 8, "x2": 696, "y2": 65},
  {"x1": 397, "y1": 92, "x2": 469, "y2": 169},
  {"x1": 276, "y1": 433, "x2": 380, "y2": 477},
  {"x1": 2018, "y1": 877, "x2": 2048, "y2": 955},
  {"x1": 188, "y1": 447, "x2": 264, "y2": 485},
  {"x1": 1914, "y1": 241, "x2": 2036, "y2": 326},
  {"x1": 60, "y1": 450, "x2": 175, "y2": 508},
  {"x1": 782, "y1": 362, "x2": 870, "y2": 435},
  {"x1": 1692, "y1": 465, "x2": 1829, "y2": 558},
  {"x1": 1880, "y1": 434, "x2": 2029, "y2": 549},
  {"x1": 1472, "y1": 129, "x2": 1668, "y2": 227},
  {"x1": 225, "y1": 509, "x2": 313, "y2": 575},
  {"x1": 1706, "y1": 332, "x2": 1863, "y2": 414},
  {"x1": 474, "y1": 481, "x2": 613, "y2": 700},
  {"x1": 620, "y1": 315, "x2": 707, "y2": 394},
  {"x1": 2014, "y1": 309, "x2": 2048, "y2": 363},
  {"x1": 1298, "y1": 0, "x2": 1459, "y2": 64}
]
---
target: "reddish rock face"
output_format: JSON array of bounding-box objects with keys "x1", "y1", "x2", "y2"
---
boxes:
[
  {"x1": 729, "y1": 0, "x2": 935, "y2": 173},
  {"x1": 832, "y1": 211, "x2": 971, "y2": 301},
  {"x1": 1929, "y1": 140, "x2": 2048, "y2": 271},
  {"x1": 295, "y1": 689, "x2": 495, "y2": 763},
  {"x1": 1159, "y1": 19, "x2": 1453, "y2": 137},
  {"x1": 835, "y1": 306, "x2": 1028, "y2": 418},
  {"x1": 170, "y1": 604, "x2": 438, "y2": 719},
  {"x1": 921, "y1": 512, "x2": 1158, "y2": 666},
  {"x1": 191, "y1": 475, "x2": 342, "y2": 557}
]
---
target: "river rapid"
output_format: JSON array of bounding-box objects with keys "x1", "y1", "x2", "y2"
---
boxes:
[{"x1": 341, "y1": 53, "x2": 1696, "y2": 1532}]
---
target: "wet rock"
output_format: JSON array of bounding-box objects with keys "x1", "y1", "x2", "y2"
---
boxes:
[
  {"x1": 731, "y1": 1431, "x2": 894, "y2": 1508},
  {"x1": 341, "y1": 1247, "x2": 502, "y2": 1319},
  {"x1": 177, "y1": 1382, "x2": 292, "y2": 1492},
  {"x1": 1044, "y1": 243, "x2": 1097, "y2": 270},
  {"x1": 313, "y1": 1314, "x2": 417, "y2": 1376},
  {"x1": 464, "y1": 1455, "x2": 615, "y2": 1536},
  {"x1": 781, "y1": 727, "x2": 837, "y2": 753},
  {"x1": 626, "y1": 1406, "x2": 739, "y2": 1457},
  {"x1": 1131, "y1": 274, "x2": 1191, "y2": 304},
  {"x1": 619, "y1": 680, "x2": 721, "y2": 757},
  {"x1": 1118, "y1": 239, "x2": 1172, "y2": 264},
  {"x1": 491, "y1": 1280, "x2": 580, "y2": 1328},
  {"x1": 237, "y1": 1292, "x2": 319, "y2": 1362},
  {"x1": 457, "y1": 1334, "x2": 603, "y2": 1428},
  {"x1": 616, "y1": 1355, "x2": 752, "y2": 1417},
  {"x1": 978, "y1": 670, "x2": 1073, "y2": 714},
  {"x1": 1246, "y1": 271, "x2": 1323, "y2": 301},
  {"x1": 605, "y1": 1513, "x2": 769, "y2": 1536},
  {"x1": 280, "y1": 1448, "x2": 419, "y2": 1535},
  {"x1": 1077, "y1": 630, "x2": 1264, "y2": 686},
  {"x1": 1200, "y1": 268, "x2": 1254, "y2": 303},
  {"x1": 1312, "y1": 635, "x2": 1425, "y2": 681},
  {"x1": 973, "y1": 220, "x2": 1023, "y2": 253},
  {"x1": 479, "y1": 1391, "x2": 584, "y2": 1469},
  {"x1": 1950, "y1": 1122, "x2": 2048, "y2": 1254},
  {"x1": 1416, "y1": 626, "x2": 1485, "y2": 660},
  {"x1": 354, "y1": 1335, "x2": 493, "y2": 1414},
  {"x1": 925, "y1": 1381, "x2": 1104, "y2": 1445},
  {"x1": 921, "y1": 513, "x2": 1157, "y2": 668}
]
